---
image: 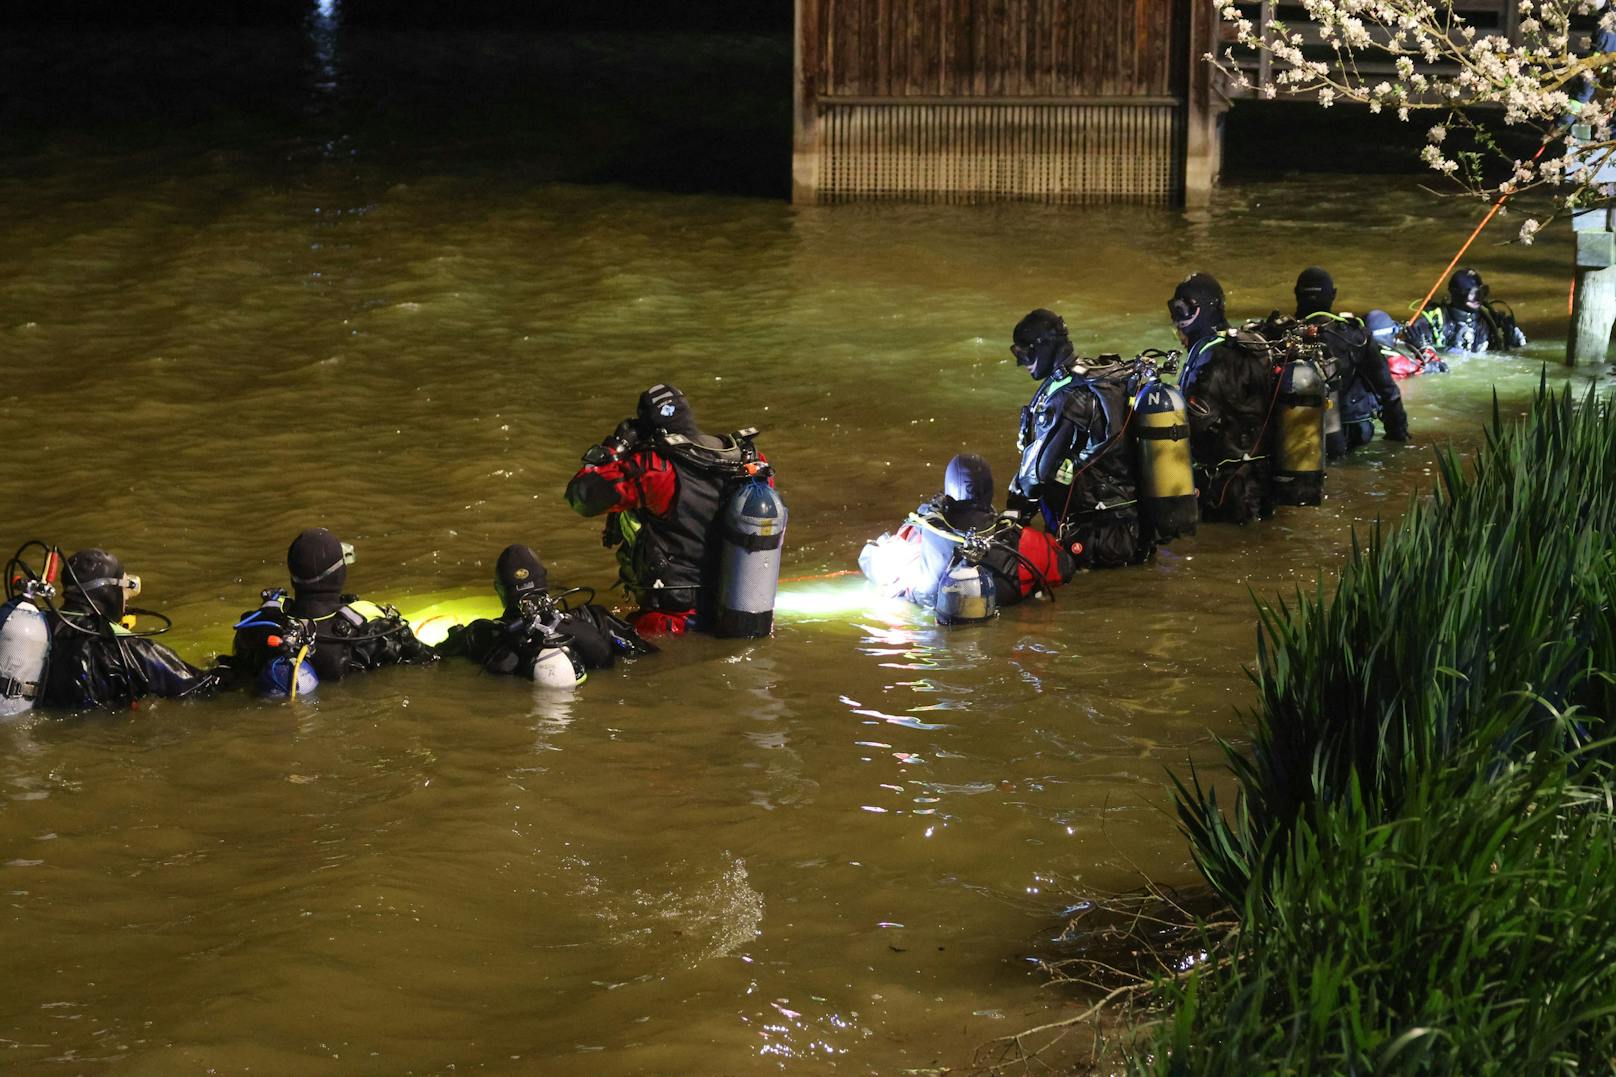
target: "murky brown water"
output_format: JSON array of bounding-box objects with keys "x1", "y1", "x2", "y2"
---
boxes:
[{"x1": 0, "y1": 20, "x2": 1604, "y2": 1076}]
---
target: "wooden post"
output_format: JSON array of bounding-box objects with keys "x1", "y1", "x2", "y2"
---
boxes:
[
  {"x1": 792, "y1": 0, "x2": 823, "y2": 204},
  {"x1": 1183, "y1": 0, "x2": 1224, "y2": 206},
  {"x1": 1568, "y1": 257, "x2": 1616, "y2": 368},
  {"x1": 1567, "y1": 124, "x2": 1616, "y2": 366}
]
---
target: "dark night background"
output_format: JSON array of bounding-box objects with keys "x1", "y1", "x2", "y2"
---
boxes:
[{"x1": 0, "y1": 0, "x2": 1473, "y2": 204}]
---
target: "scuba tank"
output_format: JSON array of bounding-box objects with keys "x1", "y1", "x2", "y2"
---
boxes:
[
  {"x1": 1131, "y1": 379, "x2": 1198, "y2": 541},
  {"x1": 260, "y1": 618, "x2": 319, "y2": 701},
  {"x1": 514, "y1": 594, "x2": 587, "y2": 689},
  {"x1": 260, "y1": 653, "x2": 319, "y2": 700},
  {"x1": 0, "y1": 591, "x2": 51, "y2": 717},
  {"x1": 934, "y1": 557, "x2": 997, "y2": 626},
  {"x1": 1272, "y1": 358, "x2": 1327, "y2": 506},
  {"x1": 530, "y1": 643, "x2": 585, "y2": 690},
  {"x1": 716, "y1": 464, "x2": 789, "y2": 639},
  {"x1": 0, "y1": 546, "x2": 61, "y2": 717},
  {"x1": 236, "y1": 589, "x2": 318, "y2": 699}
]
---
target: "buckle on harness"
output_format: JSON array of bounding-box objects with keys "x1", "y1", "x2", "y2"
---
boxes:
[{"x1": 0, "y1": 675, "x2": 38, "y2": 701}]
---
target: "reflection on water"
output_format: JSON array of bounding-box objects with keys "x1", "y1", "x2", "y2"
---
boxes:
[{"x1": 0, "y1": 26, "x2": 1607, "y2": 1074}]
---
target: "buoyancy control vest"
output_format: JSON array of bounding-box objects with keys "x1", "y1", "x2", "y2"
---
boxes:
[
  {"x1": 613, "y1": 429, "x2": 764, "y2": 618},
  {"x1": 1413, "y1": 301, "x2": 1525, "y2": 353},
  {"x1": 1014, "y1": 360, "x2": 1145, "y2": 552},
  {"x1": 906, "y1": 500, "x2": 1066, "y2": 610},
  {"x1": 1180, "y1": 327, "x2": 1278, "y2": 524}
]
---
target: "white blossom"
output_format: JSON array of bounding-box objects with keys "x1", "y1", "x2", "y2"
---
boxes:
[{"x1": 1210, "y1": 0, "x2": 1616, "y2": 225}]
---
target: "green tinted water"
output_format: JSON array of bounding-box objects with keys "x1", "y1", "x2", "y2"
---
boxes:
[{"x1": 0, "y1": 25, "x2": 1601, "y2": 1076}]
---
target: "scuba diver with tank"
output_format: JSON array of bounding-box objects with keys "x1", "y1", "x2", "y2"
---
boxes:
[
  {"x1": 1366, "y1": 308, "x2": 1448, "y2": 379},
  {"x1": 565, "y1": 384, "x2": 787, "y2": 638},
  {"x1": 228, "y1": 528, "x2": 437, "y2": 698},
  {"x1": 1005, "y1": 309, "x2": 1194, "y2": 568},
  {"x1": 1282, "y1": 267, "x2": 1409, "y2": 459},
  {"x1": 859, "y1": 453, "x2": 1075, "y2": 624},
  {"x1": 1407, "y1": 267, "x2": 1527, "y2": 355},
  {"x1": 1169, "y1": 274, "x2": 1279, "y2": 525},
  {"x1": 436, "y1": 544, "x2": 655, "y2": 688},
  {"x1": 0, "y1": 542, "x2": 223, "y2": 714}
]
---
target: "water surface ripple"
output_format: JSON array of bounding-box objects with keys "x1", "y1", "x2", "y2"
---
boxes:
[{"x1": 0, "y1": 33, "x2": 1597, "y2": 1072}]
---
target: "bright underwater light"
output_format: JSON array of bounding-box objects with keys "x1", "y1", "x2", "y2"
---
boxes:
[
  {"x1": 773, "y1": 581, "x2": 916, "y2": 622},
  {"x1": 401, "y1": 595, "x2": 501, "y2": 648},
  {"x1": 401, "y1": 581, "x2": 908, "y2": 643}
]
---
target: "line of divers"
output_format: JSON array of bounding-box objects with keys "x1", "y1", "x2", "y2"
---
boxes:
[{"x1": 0, "y1": 267, "x2": 1525, "y2": 716}]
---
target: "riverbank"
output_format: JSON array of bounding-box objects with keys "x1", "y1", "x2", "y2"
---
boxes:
[{"x1": 1047, "y1": 385, "x2": 1616, "y2": 1072}]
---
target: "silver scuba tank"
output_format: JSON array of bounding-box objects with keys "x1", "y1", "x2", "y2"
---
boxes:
[
  {"x1": 716, "y1": 474, "x2": 789, "y2": 639},
  {"x1": 530, "y1": 642, "x2": 585, "y2": 690},
  {"x1": 0, "y1": 592, "x2": 51, "y2": 717},
  {"x1": 1131, "y1": 379, "x2": 1198, "y2": 541},
  {"x1": 934, "y1": 559, "x2": 997, "y2": 626},
  {"x1": 1272, "y1": 359, "x2": 1327, "y2": 507}
]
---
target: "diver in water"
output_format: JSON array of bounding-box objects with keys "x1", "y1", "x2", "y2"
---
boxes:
[
  {"x1": 436, "y1": 544, "x2": 654, "y2": 685},
  {"x1": 1170, "y1": 273, "x2": 1275, "y2": 525},
  {"x1": 1005, "y1": 309, "x2": 1154, "y2": 567},
  {"x1": 38, "y1": 548, "x2": 223, "y2": 711},
  {"x1": 1366, "y1": 309, "x2": 1447, "y2": 379},
  {"x1": 1290, "y1": 267, "x2": 1408, "y2": 456},
  {"x1": 1407, "y1": 267, "x2": 1528, "y2": 354},
  {"x1": 565, "y1": 384, "x2": 775, "y2": 636},
  {"x1": 230, "y1": 528, "x2": 436, "y2": 691},
  {"x1": 860, "y1": 453, "x2": 1074, "y2": 609}
]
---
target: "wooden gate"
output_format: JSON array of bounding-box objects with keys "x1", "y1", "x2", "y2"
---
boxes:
[{"x1": 793, "y1": 0, "x2": 1219, "y2": 205}]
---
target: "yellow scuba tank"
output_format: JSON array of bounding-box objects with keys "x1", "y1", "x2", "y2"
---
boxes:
[
  {"x1": 1272, "y1": 358, "x2": 1327, "y2": 506},
  {"x1": 1131, "y1": 380, "x2": 1197, "y2": 541}
]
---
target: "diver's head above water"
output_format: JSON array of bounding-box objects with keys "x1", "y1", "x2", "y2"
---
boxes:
[
  {"x1": 1293, "y1": 266, "x2": 1336, "y2": 318},
  {"x1": 1366, "y1": 308, "x2": 1399, "y2": 346},
  {"x1": 1168, "y1": 273, "x2": 1226, "y2": 347},
  {"x1": 288, "y1": 527, "x2": 351, "y2": 603},
  {"x1": 943, "y1": 453, "x2": 994, "y2": 511},
  {"x1": 1449, "y1": 267, "x2": 1488, "y2": 310},
  {"x1": 638, "y1": 383, "x2": 722, "y2": 448},
  {"x1": 1011, "y1": 309, "x2": 1073, "y2": 381},
  {"x1": 494, "y1": 543, "x2": 549, "y2": 613},
  {"x1": 63, "y1": 548, "x2": 138, "y2": 620}
]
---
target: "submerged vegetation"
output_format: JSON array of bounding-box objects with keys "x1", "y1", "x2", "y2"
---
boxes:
[{"x1": 1128, "y1": 382, "x2": 1616, "y2": 1072}]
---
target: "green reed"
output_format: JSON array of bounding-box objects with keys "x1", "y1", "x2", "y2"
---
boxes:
[{"x1": 1133, "y1": 381, "x2": 1616, "y2": 1072}]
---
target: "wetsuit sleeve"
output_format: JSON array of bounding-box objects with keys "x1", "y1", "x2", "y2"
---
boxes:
[
  {"x1": 565, "y1": 450, "x2": 677, "y2": 517},
  {"x1": 1360, "y1": 336, "x2": 1409, "y2": 440},
  {"x1": 436, "y1": 618, "x2": 504, "y2": 662},
  {"x1": 573, "y1": 603, "x2": 657, "y2": 660},
  {"x1": 127, "y1": 639, "x2": 224, "y2": 699}
]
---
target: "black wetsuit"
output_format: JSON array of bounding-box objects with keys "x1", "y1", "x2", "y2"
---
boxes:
[
  {"x1": 1299, "y1": 312, "x2": 1408, "y2": 456},
  {"x1": 230, "y1": 592, "x2": 437, "y2": 685},
  {"x1": 40, "y1": 611, "x2": 221, "y2": 711},
  {"x1": 1178, "y1": 328, "x2": 1274, "y2": 525},
  {"x1": 1408, "y1": 302, "x2": 1528, "y2": 355},
  {"x1": 437, "y1": 602, "x2": 652, "y2": 676}
]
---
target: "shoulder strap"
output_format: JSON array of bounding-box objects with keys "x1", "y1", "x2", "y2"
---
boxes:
[{"x1": 343, "y1": 600, "x2": 385, "y2": 624}]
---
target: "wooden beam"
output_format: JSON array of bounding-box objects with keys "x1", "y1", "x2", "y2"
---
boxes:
[{"x1": 793, "y1": 0, "x2": 823, "y2": 204}]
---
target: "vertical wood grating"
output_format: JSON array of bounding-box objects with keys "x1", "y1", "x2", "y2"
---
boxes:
[{"x1": 817, "y1": 101, "x2": 1182, "y2": 205}]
